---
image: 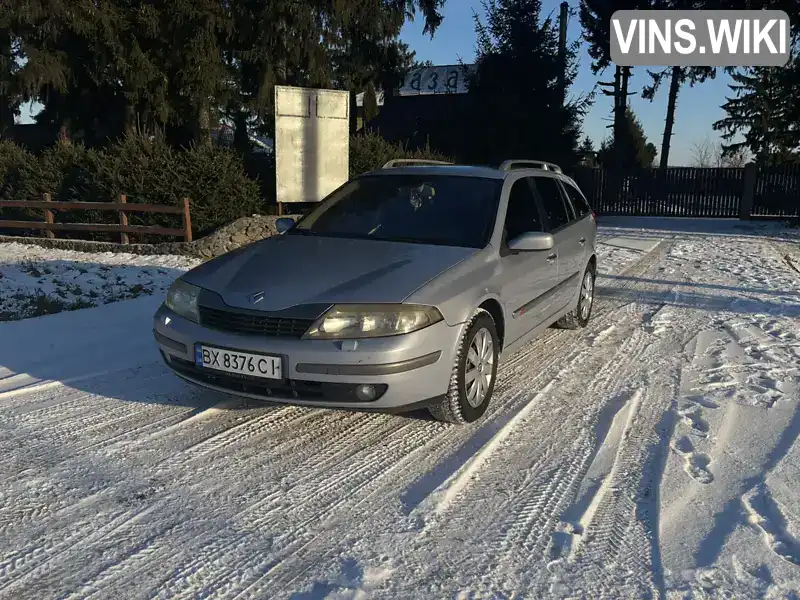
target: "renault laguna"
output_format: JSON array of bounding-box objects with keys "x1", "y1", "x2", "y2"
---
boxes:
[{"x1": 153, "y1": 159, "x2": 597, "y2": 424}]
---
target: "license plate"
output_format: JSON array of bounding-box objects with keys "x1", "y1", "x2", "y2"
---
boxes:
[{"x1": 195, "y1": 345, "x2": 282, "y2": 380}]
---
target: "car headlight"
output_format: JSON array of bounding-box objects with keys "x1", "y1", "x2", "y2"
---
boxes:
[
  {"x1": 165, "y1": 279, "x2": 201, "y2": 322},
  {"x1": 303, "y1": 304, "x2": 444, "y2": 339}
]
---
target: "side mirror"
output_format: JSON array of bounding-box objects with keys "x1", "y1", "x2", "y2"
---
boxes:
[
  {"x1": 507, "y1": 231, "x2": 554, "y2": 252},
  {"x1": 275, "y1": 217, "x2": 296, "y2": 234}
]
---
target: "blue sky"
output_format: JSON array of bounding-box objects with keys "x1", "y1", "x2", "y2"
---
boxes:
[{"x1": 400, "y1": 0, "x2": 737, "y2": 166}]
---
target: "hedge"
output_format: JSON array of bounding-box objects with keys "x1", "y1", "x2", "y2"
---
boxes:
[
  {"x1": 0, "y1": 136, "x2": 262, "y2": 241},
  {"x1": 350, "y1": 131, "x2": 452, "y2": 178},
  {"x1": 0, "y1": 131, "x2": 451, "y2": 242}
]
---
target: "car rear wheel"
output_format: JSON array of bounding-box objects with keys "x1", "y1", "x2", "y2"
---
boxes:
[
  {"x1": 429, "y1": 310, "x2": 499, "y2": 424},
  {"x1": 556, "y1": 262, "x2": 596, "y2": 330}
]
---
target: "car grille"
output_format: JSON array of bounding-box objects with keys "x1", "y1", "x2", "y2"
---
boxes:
[{"x1": 198, "y1": 305, "x2": 313, "y2": 338}]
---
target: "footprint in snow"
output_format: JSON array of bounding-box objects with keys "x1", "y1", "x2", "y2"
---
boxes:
[
  {"x1": 685, "y1": 395, "x2": 720, "y2": 410},
  {"x1": 671, "y1": 436, "x2": 714, "y2": 484},
  {"x1": 677, "y1": 406, "x2": 710, "y2": 438},
  {"x1": 742, "y1": 485, "x2": 800, "y2": 566}
]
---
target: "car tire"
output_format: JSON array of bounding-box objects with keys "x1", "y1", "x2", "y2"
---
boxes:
[
  {"x1": 556, "y1": 262, "x2": 596, "y2": 330},
  {"x1": 429, "y1": 310, "x2": 499, "y2": 425}
]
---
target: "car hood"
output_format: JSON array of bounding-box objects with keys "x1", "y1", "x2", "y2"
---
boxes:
[{"x1": 182, "y1": 234, "x2": 477, "y2": 312}]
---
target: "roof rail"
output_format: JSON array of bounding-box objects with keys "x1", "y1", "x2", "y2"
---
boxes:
[
  {"x1": 382, "y1": 158, "x2": 454, "y2": 169},
  {"x1": 499, "y1": 159, "x2": 563, "y2": 174}
]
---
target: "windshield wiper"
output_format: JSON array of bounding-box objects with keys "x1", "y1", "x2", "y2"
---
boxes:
[{"x1": 286, "y1": 228, "x2": 317, "y2": 236}]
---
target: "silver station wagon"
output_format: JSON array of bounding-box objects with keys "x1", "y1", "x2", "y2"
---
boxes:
[{"x1": 153, "y1": 159, "x2": 597, "y2": 424}]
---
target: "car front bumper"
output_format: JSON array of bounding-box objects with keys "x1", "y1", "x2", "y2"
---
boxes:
[{"x1": 152, "y1": 303, "x2": 463, "y2": 411}]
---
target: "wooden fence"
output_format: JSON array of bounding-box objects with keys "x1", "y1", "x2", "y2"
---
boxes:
[
  {"x1": 0, "y1": 194, "x2": 192, "y2": 243},
  {"x1": 573, "y1": 163, "x2": 800, "y2": 219}
]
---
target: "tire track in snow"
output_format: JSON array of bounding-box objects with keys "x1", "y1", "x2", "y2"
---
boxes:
[
  {"x1": 549, "y1": 303, "x2": 710, "y2": 599},
  {"x1": 402, "y1": 321, "x2": 652, "y2": 598},
  {"x1": 554, "y1": 388, "x2": 646, "y2": 562},
  {"x1": 148, "y1": 418, "x2": 446, "y2": 598},
  {"x1": 0, "y1": 398, "x2": 253, "y2": 535},
  {"x1": 0, "y1": 405, "x2": 325, "y2": 591},
  {"x1": 4, "y1": 407, "x2": 361, "y2": 599},
  {"x1": 66, "y1": 412, "x2": 417, "y2": 598},
  {"x1": 0, "y1": 500, "x2": 157, "y2": 594}
]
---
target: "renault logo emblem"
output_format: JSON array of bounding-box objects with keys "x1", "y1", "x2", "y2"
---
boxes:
[{"x1": 249, "y1": 291, "x2": 265, "y2": 304}]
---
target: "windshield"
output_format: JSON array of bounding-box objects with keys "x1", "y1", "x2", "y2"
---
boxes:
[{"x1": 288, "y1": 174, "x2": 502, "y2": 248}]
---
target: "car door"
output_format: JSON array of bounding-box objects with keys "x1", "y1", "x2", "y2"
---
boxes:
[
  {"x1": 560, "y1": 178, "x2": 595, "y2": 259},
  {"x1": 497, "y1": 176, "x2": 560, "y2": 345},
  {"x1": 530, "y1": 175, "x2": 583, "y2": 311}
]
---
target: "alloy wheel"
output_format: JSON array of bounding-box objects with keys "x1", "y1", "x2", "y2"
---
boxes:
[
  {"x1": 465, "y1": 327, "x2": 494, "y2": 408},
  {"x1": 580, "y1": 270, "x2": 594, "y2": 320}
]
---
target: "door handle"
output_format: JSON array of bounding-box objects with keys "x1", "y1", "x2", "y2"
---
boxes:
[
  {"x1": 579, "y1": 237, "x2": 586, "y2": 245},
  {"x1": 547, "y1": 253, "x2": 557, "y2": 263}
]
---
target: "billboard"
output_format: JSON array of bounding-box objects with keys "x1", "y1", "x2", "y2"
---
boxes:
[
  {"x1": 274, "y1": 85, "x2": 350, "y2": 204},
  {"x1": 397, "y1": 64, "x2": 475, "y2": 96}
]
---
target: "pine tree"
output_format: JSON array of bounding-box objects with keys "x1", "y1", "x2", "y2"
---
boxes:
[
  {"x1": 597, "y1": 108, "x2": 657, "y2": 168},
  {"x1": 465, "y1": 0, "x2": 589, "y2": 169},
  {"x1": 4, "y1": 0, "x2": 448, "y2": 148},
  {"x1": 0, "y1": 27, "x2": 20, "y2": 132},
  {"x1": 223, "y1": 0, "x2": 428, "y2": 142},
  {"x1": 578, "y1": 136, "x2": 597, "y2": 166},
  {"x1": 713, "y1": 60, "x2": 800, "y2": 165},
  {"x1": 580, "y1": 0, "x2": 654, "y2": 164}
]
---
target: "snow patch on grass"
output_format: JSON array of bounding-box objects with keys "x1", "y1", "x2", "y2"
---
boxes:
[{"x1": 0, "y1": 242, "x2": 200, "y2": 321}]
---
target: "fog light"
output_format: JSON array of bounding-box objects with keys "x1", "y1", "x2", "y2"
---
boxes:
[{"x1": 355, "y1": 384, "x2": 378, "y2": 401}]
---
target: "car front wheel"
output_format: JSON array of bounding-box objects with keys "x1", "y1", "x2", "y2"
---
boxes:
[{"x1": 429, "y1": 310, "x2": 499, "y2": 424}]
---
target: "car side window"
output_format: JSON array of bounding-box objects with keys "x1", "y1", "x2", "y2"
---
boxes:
[
  {"x1": 504, "y1": 178, "x2": 543, "y2": 241},
  {"x1": 561, "y1": 188, "x2": 577, "y2": 221},
  {"x1": 562, "y1": 181, "x2": 592, "y2": 217},
  {"x1": 532, "y1": 176, "x2": 571, "y2": 230}
]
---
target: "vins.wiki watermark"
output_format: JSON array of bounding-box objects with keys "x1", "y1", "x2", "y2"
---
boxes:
[{"x1": 610, "y1": 10, "x2": 791, "y2": 67}]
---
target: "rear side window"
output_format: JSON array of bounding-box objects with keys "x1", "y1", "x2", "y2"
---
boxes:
[
  {"x1": 532, "y1": 176, "x2": 570, "y2": 230},
  {"x1": 504, "y1": 178, "x2": 543, "y2": 240},
  {"x1": 562, "y1": 181, "x2": 592, "y2": 217}
]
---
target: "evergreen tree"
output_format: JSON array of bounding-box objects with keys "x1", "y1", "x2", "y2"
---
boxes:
[
  {"x1": 3, "y1": 0, "x2": 447, "y2": 148},
  {"x1": 0, "y1": 27, "x2": 20, "y2": 132},
  {"x1": 465, "y1": 0, "x2": 589, "y2": 169},
  {"x1": 597, "y1": 108, "x2": 657, "y2": 168},
  {"x1": 713, "y1": 59, "x2": 800, "y2": 165},
  {"x1": 579, "y1": 136, "x2": 597, "y2": 166},
  {"x1": 579, "y1": 0, "x2": 650, "y2": 158},
  {"x1": 641, "y1": 0, "x2": 798, "y2": 168}
]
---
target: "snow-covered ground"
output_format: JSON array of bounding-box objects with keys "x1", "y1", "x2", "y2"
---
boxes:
[
  {"x1": 0, "y1": 243, "x2": 200, "y2": 321},
  {"x1": 0, "y1": 218, "x2": 798, "y2": 599}
]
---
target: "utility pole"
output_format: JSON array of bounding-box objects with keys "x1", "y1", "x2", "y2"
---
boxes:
[{"x1": 557, "y1": 1, "x2": 569, "y2": 105}]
